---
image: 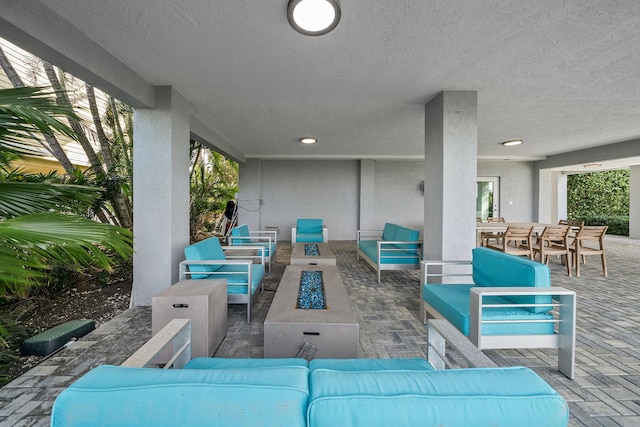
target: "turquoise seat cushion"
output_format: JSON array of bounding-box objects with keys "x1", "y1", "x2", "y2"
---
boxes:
[
  {"x1": 296, "y1": 233, "x2": 324, "y2": 242},
  {"x1": 215, "y1": 263, "x2": 264, "y2": 295},
  {"x1": 184, "y1": 237, "x2": 225, "y2": 278},
  {"x1": 231, "y1": 224, "x2": 251, "y2": 244},
  {"x1": 422, "y1": 284, "x2": 554, "y2": 336},
  {"x1": 472, "y1": 247, "x2": 552, "y2": 313},
  {"x1": 309, "y1": 358, "x2": 434, "y2": 372},
  {"x1": 185, "y1": 357, "x2": 308, "y2": 370},
  {"x1": 362, "y1": 245, "x2": 419, "y2": 265},
  {"x1": 51, "y1": 365, "x2": 309, "y2": 427},
  {"x1": 307, "y1": 367, "x2": 569, "y2": 427}
]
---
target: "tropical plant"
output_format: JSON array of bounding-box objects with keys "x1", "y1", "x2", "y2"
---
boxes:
[
  {"x1": 189, "y1": 140, "x2": 238, "y2": 242},
  {"x1": 0, "y1": 87, "x2": 133, "y2": 298}
]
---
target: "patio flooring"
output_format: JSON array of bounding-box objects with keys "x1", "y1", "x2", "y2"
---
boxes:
[{"x1": 1, "y1": 236, "x2": 639, "y2": 426}]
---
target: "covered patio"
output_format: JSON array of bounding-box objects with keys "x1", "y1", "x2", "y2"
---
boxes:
[{"x1": 1, "y1": 235, "x2": 639, "y2": 426}]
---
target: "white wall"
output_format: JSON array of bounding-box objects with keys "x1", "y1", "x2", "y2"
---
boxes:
[{"x1": 478, "y1": 161, "x2": 534, "y2": 222}]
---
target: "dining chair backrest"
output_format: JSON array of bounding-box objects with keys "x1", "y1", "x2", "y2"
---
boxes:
[
  {"x1": 488, "y1": 217, "x2": 505, "y2": 223},
  {"x1": 540, "y1": 225, "x2": 570, "y2": 245},
  {"x1": 558, "y1": 219, "x2": 584, "y2": 228},
  {"x1": 574, "y1": 225, "x2": 608, "y2": 244}
]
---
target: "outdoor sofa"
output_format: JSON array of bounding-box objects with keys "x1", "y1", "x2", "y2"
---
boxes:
[
  {"x1": 357, "y1": 222, "x2": 422, "y2": 282},
  {"x1": 50, "y1": 319, "x2": 569, "y2": 427},
  {"x1": 421, "y1": 246, "x2": 576, "y2": 379}
]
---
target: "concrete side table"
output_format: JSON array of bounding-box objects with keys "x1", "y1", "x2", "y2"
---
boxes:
[{"x1": 152, "y1": 279, "x2": 227, "y2": 358}]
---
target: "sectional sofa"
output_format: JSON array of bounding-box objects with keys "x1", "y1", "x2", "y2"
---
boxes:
[
  {"x1": 51, "y1": 356, "x2": 569, "y2": 427},
  {"x1": 357, "y1": 222, "x2": 422, "y2": 282}
]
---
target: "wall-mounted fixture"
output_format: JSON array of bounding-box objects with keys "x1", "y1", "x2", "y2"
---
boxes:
[
  {"x1": 287, "y1": 0, "x2": 341, "y2": 36},
  {"x1": 502, "y1": 139, "x2": 524, "y2": 146},
  {"x1": 300, "y1": 137, "x2": 317, "y2": 144}
]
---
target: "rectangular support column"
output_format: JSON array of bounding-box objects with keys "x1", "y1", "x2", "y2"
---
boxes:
[
  {"x1": 132, "y1": 86, "x2": 191, "y2": 305},
  {"x1": 424, "y1": 91, "x2": 477, "y2": 260},
  {"x1": 630, "y1": 166, "x2": 640, "y2": 239}
]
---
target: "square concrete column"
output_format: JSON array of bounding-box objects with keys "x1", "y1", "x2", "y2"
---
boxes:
[
  {"x1": 132, "y1": 87, "x2": 191, "y2": 305},
  {"x1": 424, "y1": 91, "x2": 477, "y2": 260},
  {"x1": 537, "y1": 169, "x2": 567, "y2": 224},
  {"x1": 630, "y1": 166, "x2": 640, "y2": 239}
]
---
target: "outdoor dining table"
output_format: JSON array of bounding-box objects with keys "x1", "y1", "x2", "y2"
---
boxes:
[{"x1": 475, "y1": 222, "x2": 551, "y2": 247}]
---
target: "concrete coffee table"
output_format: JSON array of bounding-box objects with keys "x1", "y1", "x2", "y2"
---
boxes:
[
  {"x1": 290, "y1": 242, "x2": 336, "y2": 266},
  {"x1": 264, "y1": 265, "x2": 358, "y2": 358}
]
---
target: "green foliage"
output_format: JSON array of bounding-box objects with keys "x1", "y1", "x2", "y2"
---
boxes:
[
  {"x1": 571, "y1": 215, "x2": 629, "y2": 236},
  {"x1": 568, "y1": 169, "x2": 629, "y2": 235},
  {"x1": 567, "y1": 170, "x2": 629, "y2": 217},
  {"x1": 189, "y1": 141, "x2": 238, "y2": 241}
]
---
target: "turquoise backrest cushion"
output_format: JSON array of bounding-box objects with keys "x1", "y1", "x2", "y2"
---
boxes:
[
  {"x1": 51, "y1": 365, "x2": 310, "y2": 427},
  {"x1": 307, "y1": 367, "x2": 569, "y2": 427},
  {"x1": 472, "y1": 247, "x2": 552, "y2": 313},
  {"x1": 381, "y1": 222, "x2": 396, "y2": 241},
  {"x1": 231, "y1": 224, "x2": 251, "y2": 244},
  {"x1": 297, "y1": 218, "x2": 323, "y2": 234},
  {"x1": 184, "y1": 237, "x2": 225, "y2": 278}
]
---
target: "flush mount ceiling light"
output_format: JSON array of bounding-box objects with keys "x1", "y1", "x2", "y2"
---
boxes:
[
  {"x1": 287, "y1": 0, "x2": 341, "y2": 36},
  {"x1": 502, "y1": 139, "x2": 524, "y2": 146},
  {"x1": 584, "y1": 163, "x2": 602, "y2": 168},
  {"x1": 300, "y1": 137, "x2": 317, "y2": 144}
]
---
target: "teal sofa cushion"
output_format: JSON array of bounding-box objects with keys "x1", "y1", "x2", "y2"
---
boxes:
[
  {"x1": 231, "y1": 224, "x2": 251, "y2": 244},
  {"x1": 307, "y1": 367, "x2": 569, "y2": 427},
  {"x1": 392, "y1": 224, "x2": 420, "y2": 249},
  {"x1": 216, "y1": 263, "x2": 264, "y2": 295},
  {"x1": 362, "y1": 245, "x2": 419, "y2": 265},
  {"x1": 473, "y1": 247, "x2": 552, "y2": 313},
  {"x1": 422, "y1": 284, "x2": 554, "y2": 336},
  {"x1": 381, "y1": 222, "x2": 396, "y2": 241},
  {"x1": 51, "y1": 365, "x2": 309, "y2": 427},
  {"x1": 184, "y1": 237, "x2": 225, "y2": 278}
]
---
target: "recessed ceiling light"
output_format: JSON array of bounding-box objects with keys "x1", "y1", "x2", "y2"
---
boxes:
[
  {"x1": 584, "y1": 163, "x2": 602, "y2": 168},
  {"x1": 300, "y1": 137, "x2": 317, "y2": 144},
  {"x1": 287, "y1": 0, "x2": 341, "y2": 36},
  {"x1": 502, "y1": 140, "x2": 524, "y2": 146}
]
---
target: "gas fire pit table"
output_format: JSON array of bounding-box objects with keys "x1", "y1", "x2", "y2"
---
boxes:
[
  {"x1": 290, "y1": 243, "x2": 336, "y2": 266},
  {"x1": 264, "y1": 265, "x2": 358, "y2": 358}
]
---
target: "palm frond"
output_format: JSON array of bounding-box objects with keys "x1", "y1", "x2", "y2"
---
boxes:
[
  {"x1": 0, "y1": 87, "x2": 78, "y2": 145},
  {"x1": 0, "y1": 212, "x2": 133, "y2": 296},
  {"x1": 0, "y1": 182, "x2": 101, "y2": 218}
]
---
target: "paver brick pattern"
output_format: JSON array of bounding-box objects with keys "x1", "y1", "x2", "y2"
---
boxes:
[{"x1": 1, "y1": 236, "x2": 639, "y2": 426}]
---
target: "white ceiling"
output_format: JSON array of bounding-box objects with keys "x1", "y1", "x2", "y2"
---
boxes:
[{"x1": 30, "y1": 1, "x2": 640, "y2": 163}]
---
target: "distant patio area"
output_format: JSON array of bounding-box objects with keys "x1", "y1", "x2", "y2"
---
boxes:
[{"x1": 1, "y1": 236, "x2": 639, "y2": 426}]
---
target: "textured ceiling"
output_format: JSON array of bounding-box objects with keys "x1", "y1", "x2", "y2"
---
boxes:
[{"x1": 43, "y1": 0, "x2": 640, "y2": 161}]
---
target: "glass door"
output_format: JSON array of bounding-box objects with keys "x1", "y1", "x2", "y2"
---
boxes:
[{"x1": 476, "y1": 177, "x2": 500, "y2": 221}]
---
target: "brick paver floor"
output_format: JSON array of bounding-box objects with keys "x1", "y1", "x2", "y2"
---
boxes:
[{"x1": 1, "y1": 236, "x2": 639, "y2": 426}]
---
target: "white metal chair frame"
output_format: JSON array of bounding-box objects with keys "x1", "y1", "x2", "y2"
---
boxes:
[{"x1": 421, "y1": 260, "x2": 577, "y2": 379}]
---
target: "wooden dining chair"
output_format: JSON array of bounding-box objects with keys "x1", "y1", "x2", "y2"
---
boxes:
[
  {"x1": 531, "y1": 225, "x2": 571, "y2": 275},
  {"x1": 569, "y1": 225, "x2": 608, "y2": 277},
  {"x1": 485, "y1": 226, "x2": 534, "y2": 259},
  {"x1": 481, "y1": 217, "x2": 506, "y2": 246}
]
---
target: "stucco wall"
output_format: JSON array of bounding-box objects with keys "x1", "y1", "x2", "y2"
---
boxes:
[
  {"x1": 238, "y1": 159, "x2": 425, "y2": 241},
  {"x1": 371, "y1": 161, "x2": 424, "y2": 231},
  {"x1": 477, "y1": 161, "x2": 534, "y2": 222}
]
